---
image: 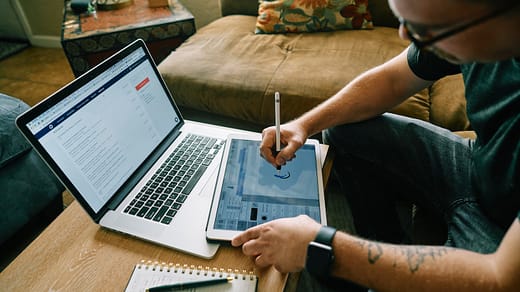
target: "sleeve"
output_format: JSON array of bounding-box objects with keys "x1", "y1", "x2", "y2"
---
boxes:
[{"x1": 407, "y1": 44, "x2": 461, "y2": 81}]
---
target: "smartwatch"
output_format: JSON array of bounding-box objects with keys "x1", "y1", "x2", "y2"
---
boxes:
[{"x1": 305, "y1": 225, "x2": 337, "y2": 278}]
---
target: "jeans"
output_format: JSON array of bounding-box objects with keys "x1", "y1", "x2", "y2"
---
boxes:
[{"x1": 305, "y1": 113, "x2": 505, "y2": 291}]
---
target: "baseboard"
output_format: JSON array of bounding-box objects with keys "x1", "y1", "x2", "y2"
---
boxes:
[{"x1": 29, "y1": 35, "x2": 61, "y2": 48}]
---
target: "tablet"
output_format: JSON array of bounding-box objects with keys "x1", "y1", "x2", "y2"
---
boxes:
[{"x1": 206, "y1": 133, "x2": 326, "y2": 242}]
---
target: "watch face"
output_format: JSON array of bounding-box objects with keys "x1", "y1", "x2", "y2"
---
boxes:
[{"x1": 306, "y1": 241, "x2": 334, "y2": 278}]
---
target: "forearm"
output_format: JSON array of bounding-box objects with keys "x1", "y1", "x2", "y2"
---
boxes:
[
  {"x1": 331, "y1": 232, "x2": 500, "y2": 292},
  {"x1": 292, "y1": 49, "x2": 432, "y2": 137}
]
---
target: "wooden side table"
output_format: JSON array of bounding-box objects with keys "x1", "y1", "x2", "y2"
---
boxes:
[{"x1": 61, "y1": 0, "x2": 195, "y2": 76}]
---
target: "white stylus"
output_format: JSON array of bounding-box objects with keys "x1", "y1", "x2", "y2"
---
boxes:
[
  {"x1": 275, "y1": 91, "x2": 281, "y2": 152},
  {"x1": 274, "y1": 92, "x2": 281, "y2": 173}
]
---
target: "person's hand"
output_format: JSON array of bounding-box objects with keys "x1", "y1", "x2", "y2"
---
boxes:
[
  {"x1": 259, "y1": 121, "x2": 308, "y2": 169},
  {"x1": 231, "y1": 215, "x2": 321, "y2": 273}
]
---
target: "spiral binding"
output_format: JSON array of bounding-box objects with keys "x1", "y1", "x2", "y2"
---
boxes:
[{"x1": 137, "y1": 260, "x2": 256, "y2": 281}]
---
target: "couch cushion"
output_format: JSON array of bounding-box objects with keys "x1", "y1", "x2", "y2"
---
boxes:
[
  {"x1": 368, "y1": 0, "x2": 399, "y2": 28},
  {"x1": 0, "y1": 94, "x2": 32, "y2": 168},
  {"x1": 0, "y1": 94, "x2": 64, "y2": 245},
  {"x1": 255, "y1": 0, "x2": 373, "y2": 33},
  {"x1": 159, "y1": 15, "x2": 416, "y2": 127},
  {"x1": 220, "y1": 0, "x2": 259, "y2": 17},
  {"x1": 391, "y1": 88, "x2": 430, "y2": 123},
  {"x1": 429, "y1": 74, "x2": 470, "y2": 131}
]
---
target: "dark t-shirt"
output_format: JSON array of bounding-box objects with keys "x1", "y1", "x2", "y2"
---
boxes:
[{"x1": 407, "y1": 45, "x2": 520, "y2": 229}]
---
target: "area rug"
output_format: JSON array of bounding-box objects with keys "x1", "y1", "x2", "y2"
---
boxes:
[{"x1": 0, "y1": 40, "x2": 29, "y2": 61}]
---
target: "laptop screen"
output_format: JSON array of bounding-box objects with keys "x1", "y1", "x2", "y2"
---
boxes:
[{"x1": 24, "y1": 46, "x2": 181, "y2": 213}]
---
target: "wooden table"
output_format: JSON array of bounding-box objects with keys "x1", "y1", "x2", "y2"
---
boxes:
[
  {"x1": 0, "y1": 144, "x2": 332, "y2": 291},
  {"x1": 61, "y1": 0, "x2": 195, "y2": 76},
  {"x1": 0, "y1": 199, "x2": 287, "y2": 291}
]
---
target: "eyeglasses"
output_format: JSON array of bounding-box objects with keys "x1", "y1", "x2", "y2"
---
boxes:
[{"x1": 399, "y1": 3, "x2": 517, "y2": 49}]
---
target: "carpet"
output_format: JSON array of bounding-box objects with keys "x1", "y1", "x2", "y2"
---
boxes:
[{"x1": 0, "y1": 40, "x2": 29, "y2": 61}]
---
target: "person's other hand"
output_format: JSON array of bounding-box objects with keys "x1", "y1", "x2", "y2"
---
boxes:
[
  {"x1": 231, "y1": 215, "x2": 321, "y2": 273},
  {"x1": 259, "y1": 121, "x2": 308, "y2": 169}
]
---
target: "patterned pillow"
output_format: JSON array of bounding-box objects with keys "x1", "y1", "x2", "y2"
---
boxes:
[{"x1": 256, "y1": 0, "x2": 373, "y2": 34}]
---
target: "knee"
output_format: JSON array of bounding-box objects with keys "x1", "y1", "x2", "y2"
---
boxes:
[
  {"x1": 323, "y1": 124, "x2": 358, "y2": 148},
  {"x1": 323, "y1": 122, "x2": 374, "y2": 154}
]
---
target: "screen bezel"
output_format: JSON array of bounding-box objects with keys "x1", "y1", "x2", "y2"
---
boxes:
[{"x1": 15, "y1": 39, "x2": 185, "y2": 222}]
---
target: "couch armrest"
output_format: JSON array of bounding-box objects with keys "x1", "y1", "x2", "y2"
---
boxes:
[
  {"x1": 0, "y1": 94, "x2": 64, "y2": 246},
  {"x1": 220, "y1": 0, "x2": 258, "y2": 17}
]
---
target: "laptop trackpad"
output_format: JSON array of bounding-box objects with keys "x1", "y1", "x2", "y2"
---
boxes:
[{"x1": 101, "y1": 211, "x2": 165, "y2": 238}]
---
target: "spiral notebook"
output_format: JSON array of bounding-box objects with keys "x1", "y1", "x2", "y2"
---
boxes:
[{"x1": 125, "y1": 261, "x2": 258, "y2": 292}]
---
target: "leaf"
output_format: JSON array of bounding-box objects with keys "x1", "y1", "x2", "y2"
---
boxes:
[{"x1": 281, "y1": 8, "x2": 312, "y2": 25}]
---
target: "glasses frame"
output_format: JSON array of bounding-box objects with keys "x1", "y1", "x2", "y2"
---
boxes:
[{"x1": 400, "y1": 4, "x2": 516, "y2": 49}]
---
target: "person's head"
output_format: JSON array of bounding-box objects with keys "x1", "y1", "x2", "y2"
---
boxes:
[{"x1": 389, "y1": 0, "x2": 520, "y2": 63}]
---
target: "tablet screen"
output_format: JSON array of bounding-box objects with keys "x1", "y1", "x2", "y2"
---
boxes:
[{"x1": 213, "y1": 138, "x2": 322, "y2": 231}]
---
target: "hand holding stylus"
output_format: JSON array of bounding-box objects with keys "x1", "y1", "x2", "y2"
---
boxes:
[{"x1": 260, "y1": 92, "x2": 306, "y2": 169}]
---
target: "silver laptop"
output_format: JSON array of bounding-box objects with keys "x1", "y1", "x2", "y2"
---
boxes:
[{"x1": 15, "y1": 39, "x2": 236, "y2": 259}]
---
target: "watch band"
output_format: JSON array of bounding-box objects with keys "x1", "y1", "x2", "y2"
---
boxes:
[
  {"x1": 314, "y1": 225, "x2": 337, "y2": 245},
  {"x1": 306, "y1": 226, "x2": 337, "y2": 278}
]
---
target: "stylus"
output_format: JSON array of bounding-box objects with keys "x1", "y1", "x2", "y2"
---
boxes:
[{"x1": 274, "y1": 92, "x2": 281, "y2": 173}]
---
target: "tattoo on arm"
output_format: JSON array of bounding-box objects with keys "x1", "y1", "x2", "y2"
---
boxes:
[
  {"x1": 355, "y1": 240, "x2": 384, "y2": 264},
  {"x1": 355, "y1": 239, "x2": 452, "y2": 273},
  {"x1": 403, "y1": 246, "x2": 451, "y2": 273},
  {"x1": 367, "y1": 242, "x2": 384, "y2": 264}
]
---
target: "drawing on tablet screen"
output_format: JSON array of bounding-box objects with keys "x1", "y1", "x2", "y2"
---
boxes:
[
  {"x1": 274, "y1": 171, "x2": 290, "y2": 179},
  {"x1": 214, "y1": 139, "x2": 321, "y2": 231}
]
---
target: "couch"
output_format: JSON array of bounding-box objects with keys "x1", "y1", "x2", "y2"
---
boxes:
[
  {"x1": 159, "y1": 0, "x2": 472, "y2": 135},
  {"x1": 0, "y1": 93, "x2": 64, "y2": 270}
]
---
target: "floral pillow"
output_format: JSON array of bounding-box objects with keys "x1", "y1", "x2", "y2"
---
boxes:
[{"x1": 256, "y1": 0, "x2": 373, "y2": 34}]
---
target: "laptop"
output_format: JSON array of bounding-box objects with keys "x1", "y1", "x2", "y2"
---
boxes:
[{"x1": 15, "y1": 39, "x2": 237, "y2": 259}]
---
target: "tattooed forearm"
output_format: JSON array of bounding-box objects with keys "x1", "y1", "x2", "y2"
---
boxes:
[{"x1": 355, "y1": 238, "x2": 453, "y2": 273}]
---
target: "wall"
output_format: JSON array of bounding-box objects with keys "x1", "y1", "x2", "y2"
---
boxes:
[
  {"x1": 14, "y1": 0, "x2": 63, "y2": 47},
  {"x1": 18, "y1": 0, "x2": 63, "y2": 37},
  {"x1": 0, "y1": 1, "x2": 28, "y2": 40},
  {"x1": 5, "y1": 0, "x2": 221, "y2": 48},
  {"x1": 179, "y1": 0, "x2": 220, "y2": 29}
]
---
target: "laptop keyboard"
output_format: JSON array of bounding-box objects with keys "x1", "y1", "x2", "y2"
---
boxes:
[{"x1": 123, "y1": 134, "x2": 225, "y2": 225}]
